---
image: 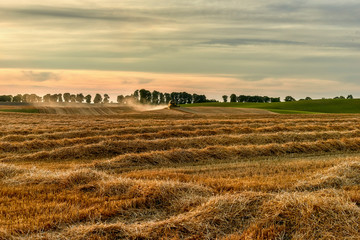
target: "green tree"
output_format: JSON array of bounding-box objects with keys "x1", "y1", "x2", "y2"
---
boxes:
[
  {"x1": 164, "y1": 93, "x2": 171, "y2": 104},
  {"x1": 152, "y1": 90, "x2": 160, "y2": 104},
  {"x1": 139, "y1": 89, "x2": 151, "y2": 104},
  {"x1": 347, "y1": 95, "x2": 353, "y2": 99},
  {"x1": 230, "y1": 94, "x2": 237, "y2": 102},
  {"x1": 159, "y1": 93, "x2": 165, "y2": 104},
  {"x1": 270, "y1": 97, "x2": 281, "y2": 103},
  {"x1": 0, "y1": 95, "x2": 12, "y2": 102},
  {"x1": 222, "y1": 95, "x2": 228, "y2": 103},
  {"x1": 305, "y1": 97, "x2": 312, "y2": 100},
  {"x1": 284, "y1": 96, "x2": 296, "y2": 102}
]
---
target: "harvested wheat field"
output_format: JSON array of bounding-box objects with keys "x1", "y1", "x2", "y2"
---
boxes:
[{"x1": 0, "y1": 110, "x2": 360, "y2": 239}]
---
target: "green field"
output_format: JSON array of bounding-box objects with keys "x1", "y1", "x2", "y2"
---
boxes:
[{"x1": 181, "y1": 99, "x2": 360, "y2": 114}]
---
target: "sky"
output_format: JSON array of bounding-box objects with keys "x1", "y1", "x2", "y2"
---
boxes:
[{"x1": 1, "y1": 0, "x2": 360, "y2": 100}]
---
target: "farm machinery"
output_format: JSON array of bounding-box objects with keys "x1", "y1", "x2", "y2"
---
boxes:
[{"x1": 168, "y1": 100, "x2": 180, "y2": 109}]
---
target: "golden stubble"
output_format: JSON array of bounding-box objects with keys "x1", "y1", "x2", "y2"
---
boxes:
[{"x1": 0, "y1": 112, "x2": 359, "y2": 239}]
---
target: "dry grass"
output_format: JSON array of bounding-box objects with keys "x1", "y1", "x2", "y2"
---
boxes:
[{"x1": 0, "y1": 112, "x2": 359, "y2": 239}]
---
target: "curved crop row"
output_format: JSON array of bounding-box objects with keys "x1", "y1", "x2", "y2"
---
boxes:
[
  {"x1": 1, "y1": 130, "x2": 360, "y2": 156},
  {"x1": 95, "y1": 137, "x2": 360, "y2": 169}
]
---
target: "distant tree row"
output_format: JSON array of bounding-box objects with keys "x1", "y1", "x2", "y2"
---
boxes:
[
  {"x1": 222, "y1": 94, "x2": 355, "y2": 103},
  {"x1": 291, "y1": 94, "x2": 354, "y2": 102},
  {"x1": 0, "y1": 90, "x2": 216, "y2": 105},
  {"x1": 222, "y1": 94, "x2": 281, "y2": 103},
  {"x1": 116, "y1": 89, "x2": 216, "y2": 105},
  {"x1": 0, "y1": 93, "x2": 355, "y2": 104},
  {"x1": 0, "y1": 93, "x2": 110, "y2": 104}
]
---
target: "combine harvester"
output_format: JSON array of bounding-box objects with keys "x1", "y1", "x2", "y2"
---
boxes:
[{"x1": 168, "y1": 100, "x2": 180, "y2": 109}]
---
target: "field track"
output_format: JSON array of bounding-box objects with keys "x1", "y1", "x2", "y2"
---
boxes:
[{"x1": 0, "y1": 111, "x2": 359, "y2": 239}]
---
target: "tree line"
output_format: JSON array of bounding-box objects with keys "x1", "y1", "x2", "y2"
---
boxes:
[
  {"x1": 0, "y1": 92, "x2": 355, "y2": 104},
  {"x1": 222, "y1": 94, "x2": 355, "y2": 103},
  {"x1": 0, "y1": 89, "x2": 216, "y2": 104},
  {"x1": 0, "y1": 93, "x2": 110, "y2": 104},
  {"x1": 222, "y1": 94, "x2": 281, "y2": 103},
  {"x1": 118, "y1": 90, "x2": 216, "y2": 104}
]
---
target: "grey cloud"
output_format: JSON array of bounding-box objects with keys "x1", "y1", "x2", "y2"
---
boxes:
[
  {"x1": 0, "y1": 6, "x2": 164, "y2": 23},
  {"x1": 1, "y1": 0, "x2": 360, "y2": 90},
  {"x1": 267, "y1": 0, "x2": 308, "y2": 12},
  {"x1": 22, "y1": 71, "x2": 60, "y2": 82},
  {"x1": 202, "y1": 38, "x2": 306, "y2": 46}
]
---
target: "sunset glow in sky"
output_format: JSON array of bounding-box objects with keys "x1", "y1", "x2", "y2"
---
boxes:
[{"x1": 1, "y1": 0, "x2": 360, "y2": 100}]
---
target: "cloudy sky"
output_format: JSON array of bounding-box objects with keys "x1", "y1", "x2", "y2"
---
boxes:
[{"x1": 1, "y1": 0, "x2": 360, "y2": 100}]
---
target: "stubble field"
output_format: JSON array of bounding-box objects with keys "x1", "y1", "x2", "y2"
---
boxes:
[{"x1": 0, "y1": 109, "x2": 359, "y2": 239}]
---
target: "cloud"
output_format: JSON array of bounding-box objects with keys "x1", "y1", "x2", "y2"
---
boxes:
[
  {"x1": 22, "y1": 71, "x2": 60, "y2": 82},
  {"x1": 0, "y1": 6, "x2": 163, "y2": 23},
  {"x1": 1, "y1": 0, "x2": 360, "y2": 96},
  {"x1": 202, "y1": 38, "x2": 305, "y2": 46},
  {"x1": 138, "y1": 78, "x2": 154, "y2": 84}
]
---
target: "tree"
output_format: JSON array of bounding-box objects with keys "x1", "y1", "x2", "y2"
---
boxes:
[
  {"x1": 193, "y1": 94, "x2": 207, "y2": 103},
  {"x1": 63, "y1": 93, "x2": 71, "y2": 102},
  {"x1": 152, "y1": 90, "x2": 160, "y2": 104},
  {"x1": 22, "y1": 94, "x2": 30, "y2": 103},
  {"x1": 184, "y1": 92, "x2": 193, "y2": 104},
  {"x1": 0, "y1": 95, "x2": 12, "y2": 102},
  {"x1": 270, "y1": 97, "x2": 281, "y2": 103},
  {"x1": 124, "y1": 95, "x2": 134, "y2": 105},
  {"x1": 305, "y1": 97, "x2": 312, "y2": 100},
  {"x1": 263, "y1": 96, "x2": 270, "y2": 103},
  {"x1": 222, "y1": 95, "x2": 228, "y2": 103},
  {"x1": 139, "y1": 89, "x2": 151, "y2": 104},
  {"x1": 103, "y1": 94, "x2": 110, "y2": 104},
  {"x1": 94, "y1": 94, "x2": 102, "y2": 104},
  {"x1": 164, "y1": 93, "x2": 171, "y2": 104},
  {"x1": 237, "y1": 95, "x2": 246, "y2": 103},
  {"x1": 85, "y1": 94, "x2": 92, "y2": 104},
  {"x1": 58, "y1": 94, "x2": 63, "y2": 103},
  {"x1": 76, "y1": 93, "x2": 84, "y2": 103},
  {"x1": 13, "y1": 94, "x2": 22, "y2": 103},
  {"x1": 43, "y1": 94, "x2": 51, "y2": 103},
  {"x1": 230, "y1": 94, "x2": 237, "y2": 102},
  {"x1": 50, "y1": 94, "x2": 58, "y2": 102},
  {"x1": 133, "y1": 90, "x2": 140, "y2": 102},
  {"x1": 117, "y1": 95, "x2": 124, "y2": 104},
  {"x1": 347, "y1": 95, "x2": 353, "y2": 99},
  {"x1": 159, "y1": 93, "x2": 165, "y2": 104},
  {"x1": 70, "y1": 94, "x2": 76, "y2": 103},
  {"x1": 284, "y1": 96, "x2": 296, "y2": 102}
]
